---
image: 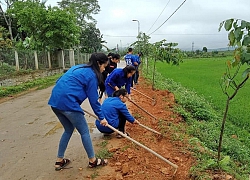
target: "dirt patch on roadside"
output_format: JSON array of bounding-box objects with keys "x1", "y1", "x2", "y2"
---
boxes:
[{"x1": 92, "y1": 76, "x2": 196, "y2": 180}]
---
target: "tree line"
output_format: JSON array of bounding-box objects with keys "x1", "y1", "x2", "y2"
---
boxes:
[{"x1": 0, "y1": 0, "x2": 104, "y2": 53}]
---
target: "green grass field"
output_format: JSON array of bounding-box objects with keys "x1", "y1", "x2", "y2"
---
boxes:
[
  {"x1": 142, "y1": 56, "x2": 250, "y2": 178},
  {"x1": 156, "y1": 57, "x2": 250, "y2": 130}
]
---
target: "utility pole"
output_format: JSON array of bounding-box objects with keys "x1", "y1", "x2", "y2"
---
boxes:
[
  {"x1": 132, "y1": 19, "x2": 140, "y2": 52},
  {"x1": 192, "y1": 42, "x2": 194, "y2": 52},
  {"x1": 120, "y1": 40, "x2": 122, "y2": 51}
]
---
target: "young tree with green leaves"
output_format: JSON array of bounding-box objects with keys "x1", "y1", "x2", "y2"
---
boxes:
[
  {"x1": 218, "y1": 19, "x2": 250, "y2": 162},
  {"x1": 137, "y1": 32, "x2": 151, "y2": 73},
  {"x1": 149, "y1": 39, "x2": 183, "y2": 89}
]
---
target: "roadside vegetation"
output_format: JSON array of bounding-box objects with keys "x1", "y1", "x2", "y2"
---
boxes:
[
  {"x1": 0, "y1": 67, "x2": 62, "y2": 98},
  {"x1": 142, "y1": 56, "x2": 250, "y2": 179}
]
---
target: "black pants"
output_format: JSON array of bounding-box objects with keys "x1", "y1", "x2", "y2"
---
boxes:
[
  {"x1": 118, "y1": 112, "x2": 127, "y2": 133},
  {"x1": 131, "y1": 73, "x2": 135, "y2": 87},
  {"x1": 134, "y1": 70, "x2": 139, "y2": 84},
  {"x1": 99, "y1": 112, "x2": 127, "y2": 134}
]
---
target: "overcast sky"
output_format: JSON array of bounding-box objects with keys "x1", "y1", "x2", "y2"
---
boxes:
[{"x1": 47, "y1": 0, "x2": 249, "y2": 51}]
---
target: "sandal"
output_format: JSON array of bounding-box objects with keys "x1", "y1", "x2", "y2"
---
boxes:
[
  {"x1": 116, "y1": 132, "x2": 130, "y2": 139},
  {"x1": 55, "y1": 158, "x2": 71, "y2": 171},
  {"x1": 88, "y1": 158, "x2": 108, "y2": 168}
]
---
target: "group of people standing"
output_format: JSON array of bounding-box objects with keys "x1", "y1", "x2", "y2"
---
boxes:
[{"x1": 48, "y1": 48, "x2": 141, "y2": 171}]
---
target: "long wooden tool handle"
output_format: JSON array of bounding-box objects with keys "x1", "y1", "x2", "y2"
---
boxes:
[
  {"x1": 131, "y1": 87, "x2": 155, "y2": 101},
  {"x1": 129, "y1": 99, "x2": 157, "y2": 120},
  {"x1": 107, "y1": 124, "x2": 178, "y2": 169},
  {"x1": 83, "y1": 109, "x2": 160, "y2": 135},
  {"x1": 82, "y1": 108, "x2": 178, "y2": 170},
  {"x1": 139, "y1": 123, "x2": 161, "y2": 135}
]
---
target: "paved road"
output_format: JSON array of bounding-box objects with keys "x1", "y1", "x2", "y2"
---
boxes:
[{"x1": 0, "y1": 60, "x2": 126, "y2": 180}]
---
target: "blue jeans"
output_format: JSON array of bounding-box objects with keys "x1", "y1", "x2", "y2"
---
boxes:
[{"x1": 51, "y1": 107, "x2": 95, "y2": 159}]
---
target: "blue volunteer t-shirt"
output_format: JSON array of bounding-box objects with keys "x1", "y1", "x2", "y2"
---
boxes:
[
  {"x1": 48, "y1": 64, "x2": 104, "y2": 120},
  {"x1": 105, "y1": 68, "x2": 132, "y2": 96},
  {"x1": 125, "y1": 54, "x2": 136, "y2": 66},
  {"x1": 95, "y1": 97, "x2": 135, "y2": 133}
]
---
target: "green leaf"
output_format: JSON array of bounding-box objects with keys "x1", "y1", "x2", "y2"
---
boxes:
[
  {"x1": 246, "y1": 22, "x2": 250, "y2": 30},
  {"x1": 241, "y1": 20, "x2": 247, "y2": 29},
  {"x1": 205, "y1": 159, "x2": 217, "y2": 169},
  {"x1": 234, "y1": 27, "x2": 243, "y2": 42},
  {"x1": 219, "y1": 156, "x2": 230, "y2": 168},
  {"x1": 228, "y1": 30, "x2": 235, "y2": 46},
  {"x1": 242, "y1": 68, "x2": 250, "y2": 77},
  {"x1": 224, "y1": 19, "x2": 234, "y2": 31},
  {"x1": 237, "y1": 41, "x2": 242, "y2": 47},
  {"x1": 241, "y1": 53, "x2": 250, "y2": 65},
  {"x1": 242, "y1": 35, "x2": 250, "y2": 46},
  {"x1": 218, "y1": 21, "x2": 225, "y2": 32},
  {"x1": 233, "y1": 19, "x2": 238, "y2": 29}
]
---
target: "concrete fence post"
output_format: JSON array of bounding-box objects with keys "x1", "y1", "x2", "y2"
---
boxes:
[
  {"x1": 34, "y1": 51, "x2": 39, "y2": 70},
  {"x1": 69, "y1": 49, "x2": 75, "y2": 67},
  {"x1": 47, "y1": 52, "x2": 51, "y2": 69},
  {"x1": 14, "y1": 50, "x2": 19, "y2": 71}
]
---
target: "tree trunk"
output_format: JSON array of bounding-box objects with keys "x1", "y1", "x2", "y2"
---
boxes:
[
  {"x1": 0, "y1": 5, "x2": 13, "y2": 40},
  {"x1": 152, "y1": 58, "x2": 156, "y2": 90},
  {"x1": 217, "y1": 74, "x2": 249, "y2": 162}
]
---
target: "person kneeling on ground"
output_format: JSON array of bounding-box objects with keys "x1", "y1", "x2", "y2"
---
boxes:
[{"x1": 95, "y1": 89, "x2": 139, "y2": 138}]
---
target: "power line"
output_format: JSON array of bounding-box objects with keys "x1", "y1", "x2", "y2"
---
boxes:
[
  {"x1": 102, "y1": 33, "x2": 226, "y2": 38},
  {"x1": 103, "y1": 35, "x2": 135, "y2": 38},
  {"x1": 146, "y1": 0, "x2": 171, "y2": 34},
  {"x1": 148, "y1": 0, "x2": 187, "y2": 36},
  {"x1": 151, "y1": 33, "x2": 226, "y2": 36}
]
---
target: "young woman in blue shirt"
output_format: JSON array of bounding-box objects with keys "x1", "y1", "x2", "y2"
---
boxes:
[
  {"x1": 95, "y1": 89, "x2": 139, "y2": 137},
  {"x1": 105, "y1": 65, "x2": 136, "y2": 98},
  {"x1": 48, "y1": 53, "x2": 109, "y2": 171}
]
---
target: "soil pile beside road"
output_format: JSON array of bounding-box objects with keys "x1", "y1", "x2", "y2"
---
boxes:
[{"x1": 94, "y1": 76, "x2": 196, "y2": 180}]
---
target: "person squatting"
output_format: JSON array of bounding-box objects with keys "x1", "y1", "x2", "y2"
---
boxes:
[{"x1": 96, "y1": 89, "x2": 139, "y2": 138}]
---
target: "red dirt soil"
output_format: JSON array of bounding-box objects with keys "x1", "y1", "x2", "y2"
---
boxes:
[{"x1": 93, "y1": 76, "x2": 196, "y2": 180}]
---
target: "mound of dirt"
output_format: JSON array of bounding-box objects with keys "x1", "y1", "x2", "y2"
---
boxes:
[{"x1": 93, "y1": 76, "x2": 196, "y2": 180}]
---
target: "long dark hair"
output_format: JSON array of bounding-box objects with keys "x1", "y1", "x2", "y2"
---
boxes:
[
  {"x1": 85, "y1": 53, "x2": 108, "y2": 90},
  {"x1": 123, "y1": 65, "x2": 136, "y2": 78}
]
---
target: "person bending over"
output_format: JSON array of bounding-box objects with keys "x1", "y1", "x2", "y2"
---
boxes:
[
  {"x1": 48, "y1": 53, "x2": 108, "y2": 171},
  {"x1": 105, "y1": 65, "x2": 136, "y2": 98}
]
